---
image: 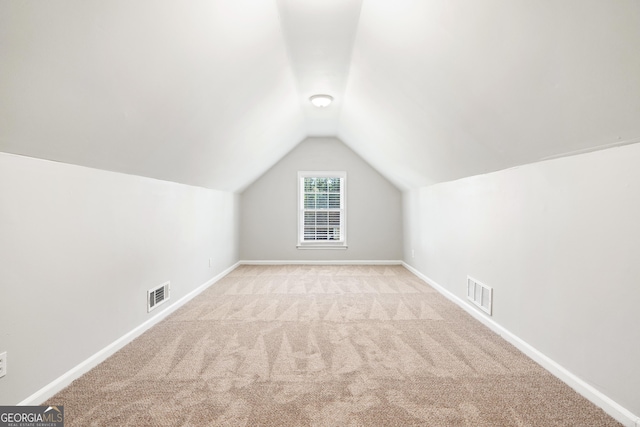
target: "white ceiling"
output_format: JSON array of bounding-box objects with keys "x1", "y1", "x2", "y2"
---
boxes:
[{"x1": 1, "y1": 0, "x2": 639, "y2": 192}]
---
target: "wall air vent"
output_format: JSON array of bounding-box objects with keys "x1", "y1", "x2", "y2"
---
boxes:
[
  {"x1": 148, "y1": 281, "x2": 170, "y2": 313},
  {"x1": 467, "y1": 276, "x2": 492, "y2": 315}
]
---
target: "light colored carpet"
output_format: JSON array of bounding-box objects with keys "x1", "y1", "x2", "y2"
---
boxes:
[{"x1": 49, "y1": 265, "x2": 620, "y2": 426}]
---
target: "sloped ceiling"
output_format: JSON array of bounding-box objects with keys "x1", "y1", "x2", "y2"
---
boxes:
[
  {"x1": 340, "y1": 0, "x2": 640, "y2": 188},
  {"x1": 1, "y1": 0, "x2": 639, "y2": 192}
]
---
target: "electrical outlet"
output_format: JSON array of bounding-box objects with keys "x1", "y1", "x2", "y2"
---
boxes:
[
  {"x1": 411, "y1": 249, "x2": 415, "y2": 258},
  {"x1": 209, "y1": 258, "x2": 213, "y2": 268},
  {"x1": 0, "y1": 352, "x2": 7, "y2": 378}
]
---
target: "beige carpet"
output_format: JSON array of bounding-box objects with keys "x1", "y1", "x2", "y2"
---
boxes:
[{"x1": 48, "y1": 265, "x2": 620, "y2": 426}]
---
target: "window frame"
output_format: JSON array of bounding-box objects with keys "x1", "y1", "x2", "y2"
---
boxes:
[{"x1": 297, "y1": 171, "x2": 347, "y2": 250}]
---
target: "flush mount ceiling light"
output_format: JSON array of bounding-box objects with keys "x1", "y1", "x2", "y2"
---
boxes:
[{"x1": 310, "y1": 94, "x2": 333, "y2": 108}]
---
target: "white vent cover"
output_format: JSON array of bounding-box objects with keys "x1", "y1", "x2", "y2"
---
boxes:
[
  {"x1": 467, "y1": 276, "x2": 492, "y2": 315},
  {"x1": 148, "y1": 281, "x2": 170, "y2": 313}
]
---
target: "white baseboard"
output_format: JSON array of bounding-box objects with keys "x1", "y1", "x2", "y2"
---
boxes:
[
  {"x1": 18, "y1": 261, "x2": 241, "y2": 406},
  {"x1": 402, "y1": 262, "x2": 640, "y2": 427},
  {"x1": 239, "y1": 260, "x2": 403, "y2": 265}
]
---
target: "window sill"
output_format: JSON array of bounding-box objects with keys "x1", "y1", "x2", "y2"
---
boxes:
[{"x1": 296, "y1": 244, "x2": 348, "y2": 250}]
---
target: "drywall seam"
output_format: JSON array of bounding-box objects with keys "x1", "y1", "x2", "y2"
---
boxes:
[
  {"x1": 539, "y1": 136, "x2": 640, "y2": 161},
  {"x1": 402, "y1": 262, "x2": 640, "y2": 427},
  {"x1": 239, "y1": 259, "x2": 403, "y2": 265},
  {"x1": 17, "y1": 261, "x2": 241, "y2": 406}
]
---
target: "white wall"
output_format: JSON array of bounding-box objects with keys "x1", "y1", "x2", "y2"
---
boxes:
[
  {"x1": 0, "y1": 152, "x2": 239, "y2": 405},
  {"x1": 403, "y1": 143, "x2": 640, "y2": 418},
  {"x1": 240, "y1": 137, "x2": 402, "y2": 261}
]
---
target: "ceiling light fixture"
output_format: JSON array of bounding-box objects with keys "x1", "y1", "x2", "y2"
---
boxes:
[{"x1": 310, "y1": 94, "x2": 333, "y2": 108}]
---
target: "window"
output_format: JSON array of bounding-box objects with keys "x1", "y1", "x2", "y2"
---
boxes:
[{"x1": 297, "y1": 171, "x2": 347, "y2": 249}]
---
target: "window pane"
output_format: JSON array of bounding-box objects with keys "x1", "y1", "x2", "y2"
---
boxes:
[
  {"x1": 328, "y1": 211, "x2": 340, "y2": 226},
  {"x1": 329, "y1": 227, "x2": 341, "y2": 240},
  {"x1": 328, "y1": 178, "x2": 340, "y2": 193},
  {"x1": 304, "y1": 194, "x2": 316, "y2": 209},
  {"x1": 304, "y1": 227, "x2": 316, "y2": 240},
  {"x1": 304, "y1": 211, "x2": 316, "y2": 226},
  {"x1": 304, "y1": 178, "x2": 315, "y2": 192},
  {"x1": 316, "y1": 227, "x2": 328, "y2": 240},
  {"x1": 316, "y1": 178, "x2": 328, "y2": 192},
  {"x1": 316, "y1": 194, "x2": 328, "y2": 209},
  {"x1": 316, "y1": 212, "x2": 328, "y2": 225},
  {"x1": 328, "y1": 193, "x2": 340, "y2": 208}
]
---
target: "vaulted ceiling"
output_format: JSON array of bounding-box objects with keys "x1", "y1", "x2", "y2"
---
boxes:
[{"x1": 1, "y1": 0, "x2": 639, "y2": 192}]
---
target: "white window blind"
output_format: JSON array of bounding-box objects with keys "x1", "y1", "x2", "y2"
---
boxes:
[{"x1": 298, "y1": 171, "x2": 346, "y2": 249}]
